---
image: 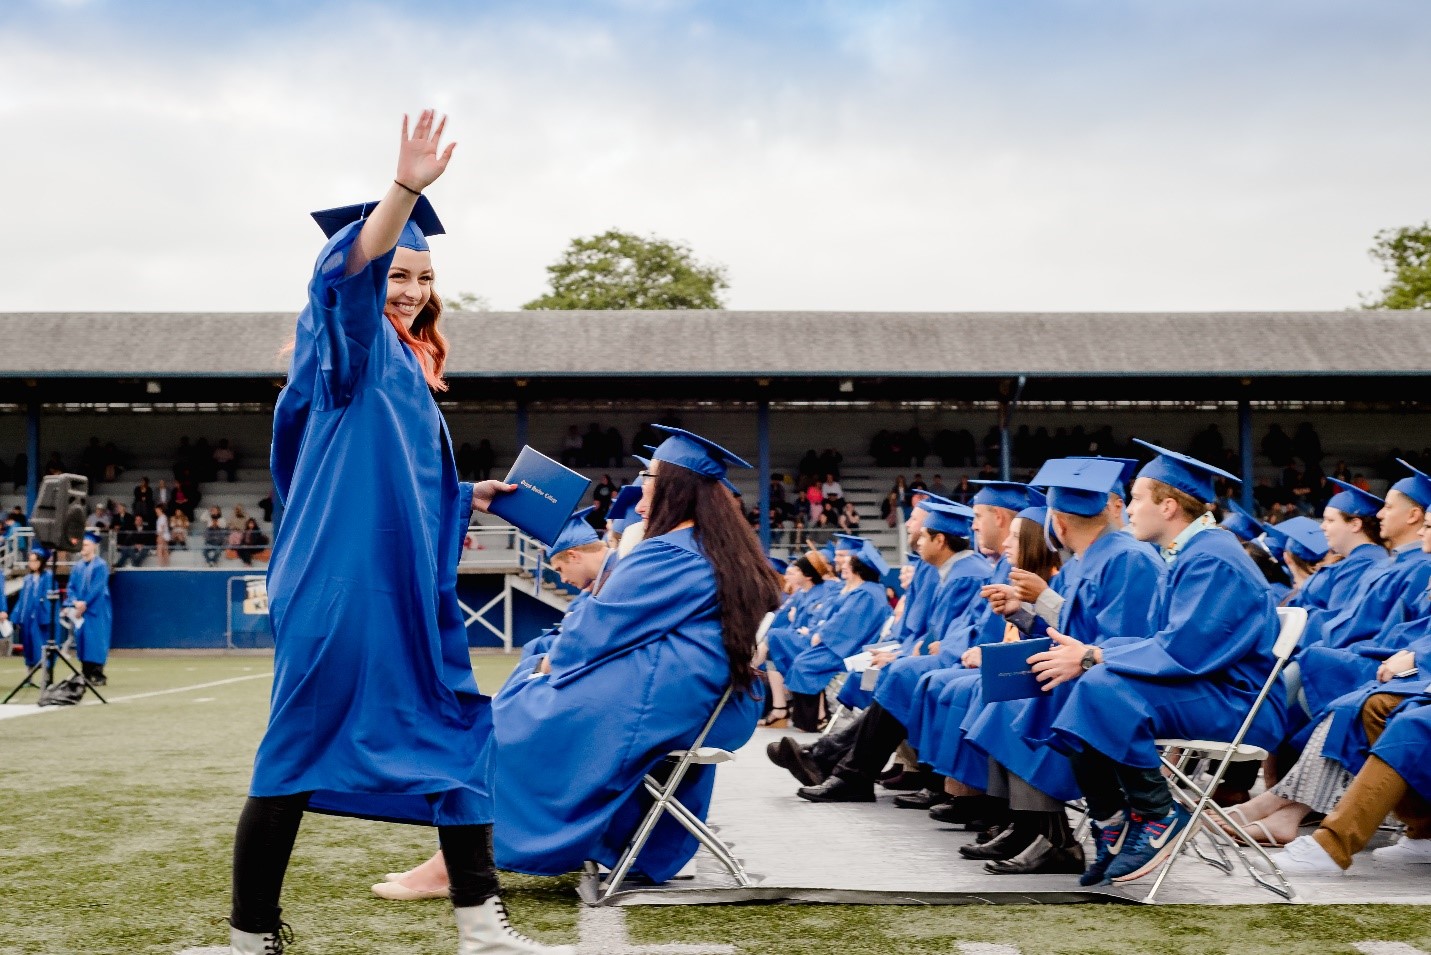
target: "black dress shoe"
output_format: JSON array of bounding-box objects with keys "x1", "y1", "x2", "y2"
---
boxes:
[
  {"x1": 959, "y1": 823, "x2": 1036, "y2": 861},
  {"x1": 984, "y1": 835, "x2": 1086, "y2": 875},
  {"x1": 797, "y1": 776, "x2": 875, "y2": 803},
  {"x1": 767, "y1": 737, "x2": 825, "y2": 787},
  {"x1": 878, "y1": 770, "x2": 923, "y2": 791},
  {"x1": 892, "y1": 788, "x2": 947, "y2": 810},
  {"x1": 928, "y1": 796, "x2": 1005, "y2": 826},
  {"x1": 975, "y1": 822, "x2": 1007, "y2": 845},
  {"x1": 877, "y1": 763, "x2": 906, "y2": 783}
]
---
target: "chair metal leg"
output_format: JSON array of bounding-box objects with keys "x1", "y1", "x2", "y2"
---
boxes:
[
  {"x1": 602, "y1": 769, "x2": 689, "y2": 900},
  {"x1": 660, "y1": 794, "x2": 752, "y2": 886}
]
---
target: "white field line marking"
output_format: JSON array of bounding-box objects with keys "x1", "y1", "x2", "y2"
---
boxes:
[
  {"x1": 1352, "y1": 944, "x2": 1431, "y2": 955},
  {"x1": 957, "y1": 944, "x2": 1022, "y2": 955},
  {"x1": 1, "y1": 672, "x2": 271, "y2": 720},
  {"x1": 176, "y1": 948, "x2": 226, "y2": 954},
  {"x1": 577, "y1": 906, "x2": 734, "y2": 954}
]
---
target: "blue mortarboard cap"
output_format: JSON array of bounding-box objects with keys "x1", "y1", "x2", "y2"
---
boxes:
[
  {"x1": 83, "y1": 531, "x2": 102, "y2": 544},
  {"x1": 1220, "y1": 501, "x2": 1262, "y2": 543},
  {"x1": 768, "y1": 556, "x2": 789, "y2": 574},
  {"x1": 310, "y1": 195, "x2": 444, "y2": 252},
  {"x1": 722, "y1": 477, "x2": 742, "y2": 497},
  {"x1": 835, "y1": 535, "x2": 867, "y2": 553},
  {"x1": 650, "y1": 425, "x2": 751, "y2": 480},
  {"x1": 852, "y1": 540, "x2": 891, "y2": 578},
  {"x1": 820, "y1": 542, "x2": 837, "y2": 563},
  {"x1": 970, "y1": 481, "x2": 1046, "y2": 512},
  {"x1": 29, "y1": 544, "x2": 49, "y2": 561},
  {"x1": 1017, "y1": 505, "x2": 1048, "y2": 527},
  {"x1": 607, "y1": 485, "x2": 643, "y2": 532},
  {"x1": 1391, "y1": 459, "x2": 1431, "y2": 510},
  {"x1": 921, "y1": 501, "x2": 975, "y2": 539},
  {"x1": 914, "y1": 492, "x2": 957, "y2": 513},
  {"x1": 1031, "y1": 457, "x2": 1127, "y2": 518},
  {"x1": 550, "y1": 506, "x2": 601, "y2": 555},
  {"x1": 1133, "y1": 439, "x2": 1239, "y2": 502},
  {"x1": 631, "y1": 454, "x2": 652, "y2": 470},
  {"x1": 1272, "y1": 516, "x2": 1330, "y2": 563},
  {"x1": 1324, "y1": 478, "x2": 1383, "y2": 519},
  {"x1": 1067, "y1": 456, "x2": 1139, "y2": 498}
]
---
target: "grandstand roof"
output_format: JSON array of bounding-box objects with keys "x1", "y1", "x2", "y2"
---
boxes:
[{"x1": 2, "y1": 310, "x2": 1426, "y2": 404}]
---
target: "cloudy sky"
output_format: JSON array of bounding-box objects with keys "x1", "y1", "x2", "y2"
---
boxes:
[{"x1": 3, "y1": 0, "x2": 1429, "y2": 313}]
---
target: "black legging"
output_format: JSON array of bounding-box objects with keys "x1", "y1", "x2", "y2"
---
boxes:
[{"x1": 230, "y1": 794, "x2": 500, "y2": 933}]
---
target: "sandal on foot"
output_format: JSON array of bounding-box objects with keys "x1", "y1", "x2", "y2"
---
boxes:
[{"x1": 759, "y1": 707, "x2": 790, "y2": 728}]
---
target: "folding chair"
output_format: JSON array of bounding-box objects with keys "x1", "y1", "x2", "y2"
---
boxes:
[
  {"x1": 1143, "y1": 605, "x2": 1306, "y2": 903},
  {"x1": 595, "y1": 613, "x2": 774, "y2": 901}
]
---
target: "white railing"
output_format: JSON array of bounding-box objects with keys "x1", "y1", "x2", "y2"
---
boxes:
[
  {"x1": 1, "y1": 526, "x2": 34, "y2": 577},
  {"x1": 460, "y1": 523, "x2": 559, "y2": 598}
]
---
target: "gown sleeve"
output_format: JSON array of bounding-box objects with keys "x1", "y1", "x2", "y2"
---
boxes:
[
  {"x1": 304, "y1": 221, "x2": 397, "y2": 409},
  {"x1": 546, "y1": 539, "x2": 715, "y2": 688},
  {"x1": 1084, "y1": 550, "x2": 1164, "y2": 643},
  {"x1": 814, "y1": 586, "x2": 888, "y2": 659},
  {"x1": 1099, "y1": 552, "x2": 1263, "y2": 681}
]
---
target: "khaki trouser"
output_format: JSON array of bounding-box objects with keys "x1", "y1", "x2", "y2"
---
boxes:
[{"x1": 1313, "y1": 693, "x2": 1431, "y2": 868}]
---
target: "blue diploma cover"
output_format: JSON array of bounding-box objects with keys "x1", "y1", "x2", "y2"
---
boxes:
[
  {"x1": 487, "y1": 446, "x2": 592, "y2": 547},
  {"x1": 980, "y1": 637, "x2": 1054, "y2": 703}
]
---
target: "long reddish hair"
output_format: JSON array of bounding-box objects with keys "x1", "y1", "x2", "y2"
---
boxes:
[{"x1": 398, "y1": 289, "x2": 449, "y2": 392}]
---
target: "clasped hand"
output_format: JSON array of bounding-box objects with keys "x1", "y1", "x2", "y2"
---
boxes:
[
  {"x1": 470, "y1": 481, "x2": 518, "y2": 514},
  {"x1": 1378, "y1": 649, "x2": 1417, "y2": 683}
]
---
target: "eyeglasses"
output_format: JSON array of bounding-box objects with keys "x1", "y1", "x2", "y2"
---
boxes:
[{"x1": 638, "y1": 470, "x2": 655, "y2": 480}]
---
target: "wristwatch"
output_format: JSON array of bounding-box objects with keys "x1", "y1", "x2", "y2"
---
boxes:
[{"x1": 1079, "y1": 647, "x2": 1098, "y2": 671}]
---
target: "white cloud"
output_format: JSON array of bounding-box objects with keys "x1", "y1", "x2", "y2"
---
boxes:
[{"x1": 1, "y1": 1, "x2": 1429, "y2": 313}]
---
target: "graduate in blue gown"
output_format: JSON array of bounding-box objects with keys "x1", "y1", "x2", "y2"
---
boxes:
[
  {"x1": 961, "y1": 461, "x2": 1164, "y2": 874},
  {"x1": 1263, "y1": 516, "x2": 1332, "y2": 609},
  {"x1": 226, "y1": 111, "x2": 569, "y2": 955},
  {"x1": 782, "y1": 539, "x2": 892, "y2": 730},
  {"x1": 762, "y1": 549, "x2": 841, "y2": 726},
  {"x1": 509, "y1": 509, "x2": 615, "y2": 677},
  {"x1": 1295, "y1": 479, "x2": 1390, "y2": 641},
  {"x1": 489, "y1": 426, "x2": 782, "y2": 884},
  {"x1": 12, "y1": 548, "x2": 54, "y2": 672},
  {"x1": 1033, "y1": 441, "x2": 1283, "y2": 887},
  {"x1": 63, "y1": 532, "x2": 112, "y2": 685}
]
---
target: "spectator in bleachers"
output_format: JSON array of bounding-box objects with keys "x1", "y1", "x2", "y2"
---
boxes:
[
  {"x1": 203, "y1": 507, "x2": 227, "y2": 567},
  {"x1": 906, "y1": 428, "x2": 929, "y2": 467},
  {"x1": 213, "y1": 438, "x2": 238, "y2": 482},
  {"x1": 174, "y1": 467, "x2": 200, "y2": 519},
  {"x1": 1262, "y1": 424, "x2": 1294, "y2": 467},
  {"x1": 474, "y1": 439, "x2": 496, "y2": 480},
  {"x1": 560, "y1": 425, "x2": 583, "y2": 466},
  {"x1": 88, "y1": 501, "x2": 110, "y2": 530},
  {"x1": 931, "y1": 474, "x2": 947, "y2": 498},
  {"x1": 818, "y1": 447, "x2": 843, "y2": 478},
  {"x1": 839, "y1": 501, "x2": 861, "y2": 532},
  {"x1": 116, "y1": 513, "x2": 153, "y2": 568},
  {"x1": 820, "y1": 473, "x2": 844, "y2": 511},
  {"x1": 1189, "y1": 423, "x2": 1226, "y2": 465},
  {"x1": 133, "y1": 476, "x2": 156, "y2": 523},
  {"x1": 797, "y1": 449, "x2": 821, "y2": 478},
  {"x1": 101, "y1": 441, "x2": 124, "y2": 481},
  {"x1": 880, "y1": 490, "x2": 901, "y2": 528},
  {"x1": 456, "y1": 442, "x2": 478, "y2": 480},
  {"x1": 1294, "y1": 422, "x2": 1325, "y2": 468},
  {"x1": 909, "y1": 473, "x2": 927, "y2": 495},
  {"x1": 228, "y1": 505, "x2": 250, "y2": 535},
  {"x1": 591, "y1": 474, "x2": 616, "y2": 510},
  {"x1": 237, "y1": 518, "x2": 269, "y2": 567},
  {"x1": 154, "y1": 478, "x2": 172, "y2": 515},
  {"x1": 953, "y1": 475, "x2": 975, "y2": 505},
  {"x1": 803, "y1": 481, "x2": 823, "y2": 522},
  {"x1": 193, "y1": 437, "x2": 213, "y2": 480},
  {"x1": 169, "y1": 506, "x2": 190, "y2": 550}
]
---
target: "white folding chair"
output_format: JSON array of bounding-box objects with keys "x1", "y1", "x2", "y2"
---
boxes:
[
  {"x1": 1143, "y1": 605, "x2": 1306, "y2": 903},
  {"x1": 595, "y1": 613, "x2": 774, "y2": 901}
]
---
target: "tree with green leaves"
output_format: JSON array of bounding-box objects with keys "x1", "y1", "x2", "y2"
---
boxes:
[
  {"x1": 1363, "y1": 223, "x2": 1431, "y2": 310},
  {"x1": 523, "y1": 229, "x2": 728, "y2": 310}
]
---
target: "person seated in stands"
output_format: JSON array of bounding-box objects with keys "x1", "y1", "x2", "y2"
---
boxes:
[
  {"x1": 236, "y1": 517, "x2": 270, "y2": 566},
  {"x1": 213, "y1": 438, "x2": 239, "y2": 482},
  {"x1": 763, "y1": 549, "x2": 840, "y2": 728},
  {"x1": 116, "y1": 513, "x2": 153, "y2": 568},
  {"x1": 780, "y1": 538, "x2": 892, "y2": 732},
  {"x1": 202, "y1": 507, "x2": 227, "y2": 566},
  {"x1": 1270, "y1": 685, "x2": 1431, "y2": 873},
  {"x1": 962, "y1": 460, "x2": 1164, "y2": 875},
  {"x1": 1031, "y1": 441, "x2": 1284, "y2": 886}
]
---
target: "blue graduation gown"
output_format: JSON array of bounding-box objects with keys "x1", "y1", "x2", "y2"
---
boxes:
[
  {"x1": 766, "y1": 579, "x2": 842, "y2": 675},
  {"x1": 65, "y1": 557, "x2": 111, "y2": 665},
  {"x1": 870, "y1": 554, "x2": 994, "y2": 725},
  {"x1": 1300, "y1": 612, "x2": 1431, "y2": 720},
  {"x1": 1285, "y1": 566, "x2": 1335, "y2": 611},
  {"x1": 1320, "y1": 629, "x2": 1431, "y2": 776},
  {"x1": 1051, "y1": 527, "x2": 1284, "y2": 769},
  {"x1": 966, "y1": 532, "x2": 1166, "y2": 800},
  {"x1": 249, "y1": 222, "x2": 490, "y2": 827},
  {"x1": 1303, "y1": 545, "x2": 1431, "y2": 651},
  {"x1": 491, "y1": 527, "x2": 760, "y2": 882},
  {"x1": 835, "y1": 561, "x2": 940, "y2": 710},
  {"x1": 14, "y1": 569, "x2": 54, "y2": 668},
  {"x1": 1297, "y1": 542, "x2": 1389, "y2": 648},
  {"x1": 784, "y1": 581, "x2": 891, "y2": 695}
]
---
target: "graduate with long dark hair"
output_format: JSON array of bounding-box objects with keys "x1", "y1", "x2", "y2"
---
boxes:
[{"x1": 227, "y1": 110, "x2": 568, "y2": 955}]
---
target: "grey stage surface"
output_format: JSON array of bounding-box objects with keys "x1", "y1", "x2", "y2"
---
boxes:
[{"x1": 584, "y1": 727, "x2": 1431, "y2": 907}]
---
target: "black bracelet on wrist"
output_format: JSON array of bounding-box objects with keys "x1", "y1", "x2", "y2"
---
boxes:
[{"x1": 394, "y1": 179, "x2": 422, "y2": 197}]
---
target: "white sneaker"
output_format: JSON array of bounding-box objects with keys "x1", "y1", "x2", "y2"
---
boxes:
[
  {"x1": 1271, "y1": 834, "x2": 1348, "y2": 876},
  {"x1": 455, "y1": 897, "x2": 575, "y2": 955},
  {"x1": 1372, "y1": 835, "x2": 1431, "y2": 865},
  {"x1": 230, "y1": 923, "x2": 293, "y2": 954}
]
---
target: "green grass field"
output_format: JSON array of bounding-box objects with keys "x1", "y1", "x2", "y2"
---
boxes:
[{"x1": 3, "y1": 654, "x2": 1430, "y2": 955}]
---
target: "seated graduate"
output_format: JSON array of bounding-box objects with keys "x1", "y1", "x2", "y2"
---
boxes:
[
  {"x1": 1262, "y1": 516, "x2": 1333, "y2": 608},
  {"x1": 781, "y1": 538, "x2": 893, "y2": 732},
  {"x1": 792, "y1": 503, "x2": 1000, "y2": 804},
  {"x1": 1298, "y1": 459, "x2": 1431, "y2": 652},
  {"x1": 511, "y1": 507, "x2": 614, "y2": 669},
  {"x1": 962, "y1": 460, "x2": 1164, "y2": 874},
  {"x1": 12, "y1": 547, "x2": 54, "y2": 674},
  {"x1": 1270, "y1": 684, "x2": 1431, "y2": 874},
  {"x1": 762, "y1": 549, "x2": 841, "y2": 727},
  {"x1": 1032, "y1": 441, "x2": 1285, "y2": 887},
  {"x1": 1295, "y1": 478, "x2": 1389, "y2": 634},
  {"x1": 489, "y1": 425, "x2": 782, "y2": 884},
  {"x1": 604, "y1": 479, "x2": 645, "y2": 550},
  {"x1": 1220, "y1": 500, "x2": 1264, "y2": 546}
]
